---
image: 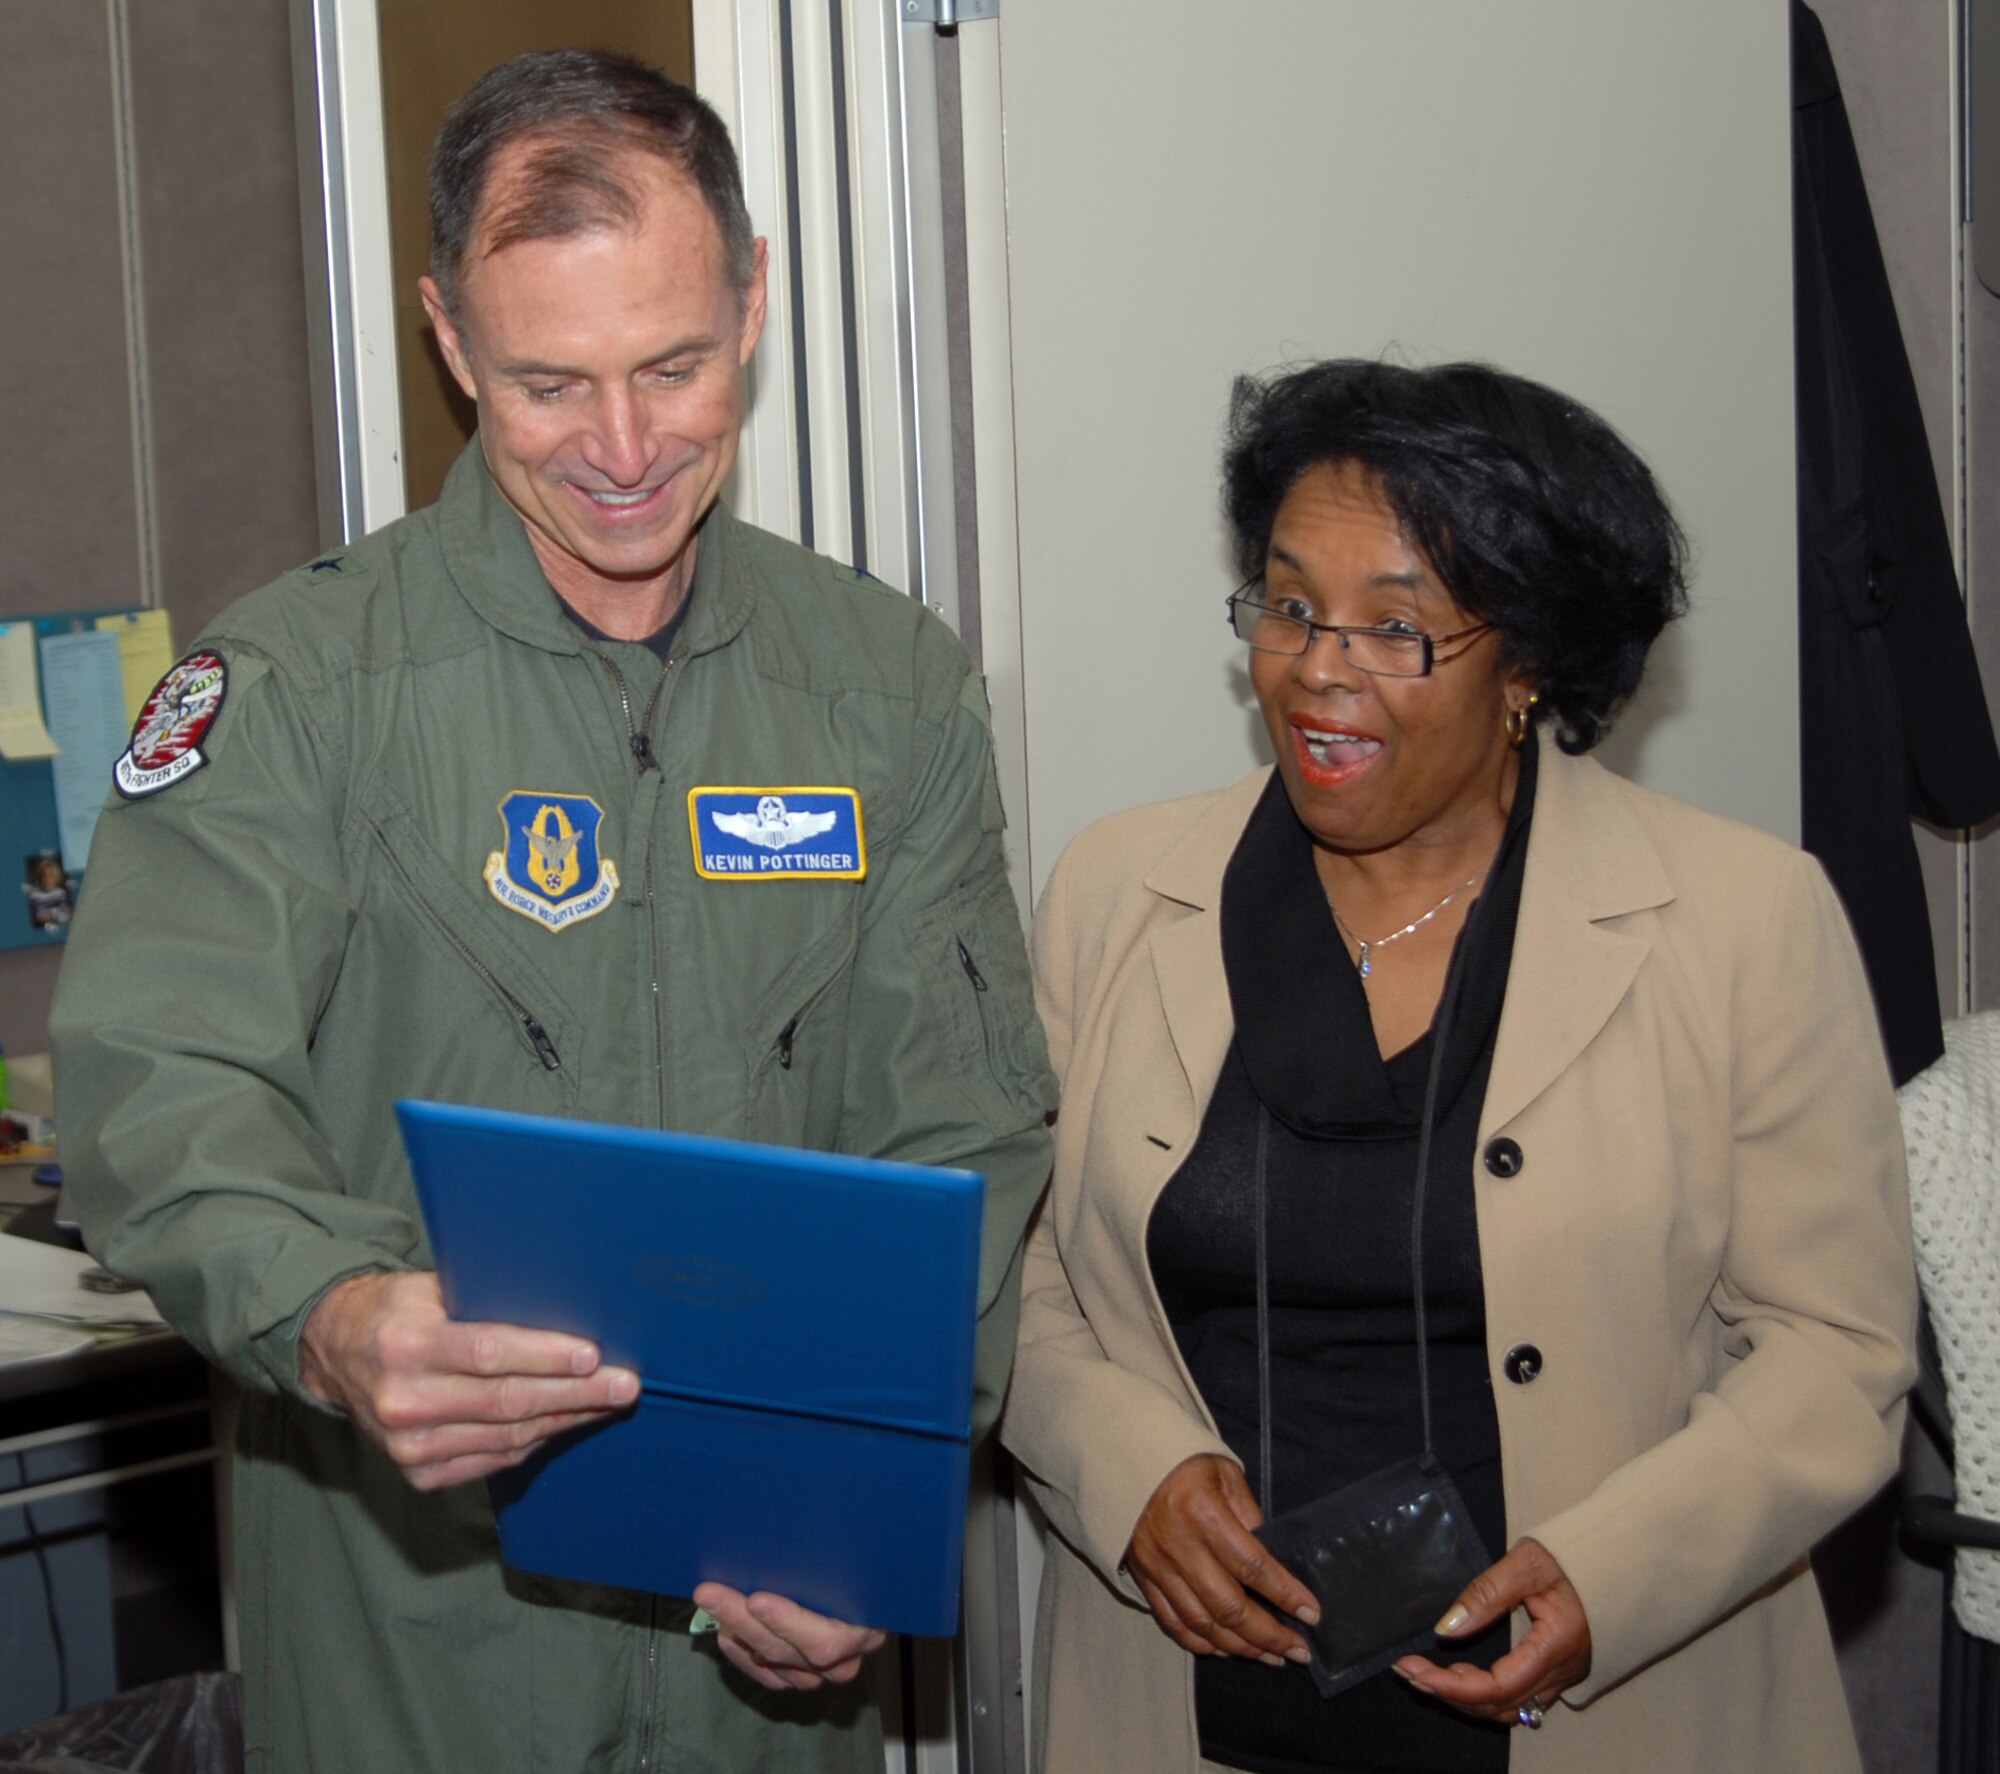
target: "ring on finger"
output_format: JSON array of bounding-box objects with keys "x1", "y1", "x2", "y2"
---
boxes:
[{"x1": 1516, "y1": 1697, "x2": 1547, "y2": 1730}]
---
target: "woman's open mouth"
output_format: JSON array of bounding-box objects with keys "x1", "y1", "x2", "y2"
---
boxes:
[{"x1": 1289, "y1": 715, "x2": 1382, "y2": 788}]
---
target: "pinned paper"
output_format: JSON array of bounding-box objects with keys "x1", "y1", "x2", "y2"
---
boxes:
[
  {"x1": 0, "y1": 624, "x2": 60, "y2": 761},
  {"x1": 40, "y1": 628, "x2": 128, "y2": 871},
  {"x1": 95, "y1": 608, "x2": 176, "y2": 727}
]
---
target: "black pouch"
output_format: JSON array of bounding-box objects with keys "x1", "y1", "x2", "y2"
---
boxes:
[
  {"x1": 1255, "y1": 1450, "x2": 1491, "y2": 1698},
  {"x1": 1241, "y1": 924, "x2": 1493, "y2": 1701}
]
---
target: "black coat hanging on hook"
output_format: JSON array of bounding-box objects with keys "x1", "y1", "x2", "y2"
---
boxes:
[{"x1": 1792, "y1": 0, "x2": 2000, "y2": 1085}]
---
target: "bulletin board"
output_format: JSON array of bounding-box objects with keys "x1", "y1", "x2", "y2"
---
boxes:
[{"x1": 0, "y1": 606, "x2": 174, "y2": 952}]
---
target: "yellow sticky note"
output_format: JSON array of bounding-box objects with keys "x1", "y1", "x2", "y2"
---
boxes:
[
  {"x1": 0, "y1": 624, "x2": 60, "y2": 762},
  {"x1": 95, "y1": 609, "x2": 176, "y2": 728}
]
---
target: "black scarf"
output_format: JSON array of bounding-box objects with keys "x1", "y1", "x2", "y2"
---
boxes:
[{"x1": 1217, "y1": 732, "x2": 1539, "y2": 1139}]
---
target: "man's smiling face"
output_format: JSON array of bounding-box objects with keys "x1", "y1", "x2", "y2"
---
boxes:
[{"x1": 423, "y1": 143, "x2": 767, "y2": 631}]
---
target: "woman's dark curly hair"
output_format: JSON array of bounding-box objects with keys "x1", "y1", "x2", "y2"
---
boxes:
[{"x1": 1222, "y1": 359, "x2": 1687, "y2": 754}]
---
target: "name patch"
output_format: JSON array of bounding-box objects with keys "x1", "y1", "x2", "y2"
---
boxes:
[
  {"x1": 484, "y1": 791, "x2": 621, "y2": 930},
  {"x1": 689, "y1": 788, "x2": 866, "y2": 881}
]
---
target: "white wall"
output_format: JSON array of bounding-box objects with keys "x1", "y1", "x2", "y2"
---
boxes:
[{"x1": 983, "y1": 0, "x2": 1800, "y2": 898}]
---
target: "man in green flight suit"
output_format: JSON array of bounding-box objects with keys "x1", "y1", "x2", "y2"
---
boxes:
[{"x1": 51, "y1": 50, "x2": 1054, "y2": 1774}]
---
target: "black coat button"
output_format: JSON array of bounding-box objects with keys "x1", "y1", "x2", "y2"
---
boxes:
[
  {"x1": 1503, "y1": 1344, "x2": 1543, "y2": 1384},
  {"x1": 1483, "y1": 1137, "x2": 1523, "y2": 1177}
]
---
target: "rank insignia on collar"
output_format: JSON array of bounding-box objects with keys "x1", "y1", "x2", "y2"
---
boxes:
[
  {"x1": 484, "y1": 792, "x2": 621, "y2": 930},
  {"x1": 114, "y1": 650, "x2": 227, "y2": 799},
  {"x1": 689, "y1": 788, "x2": 866, "y2": 881}
]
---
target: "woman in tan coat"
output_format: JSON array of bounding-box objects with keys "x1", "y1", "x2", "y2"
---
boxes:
[{"x1": 1002, "y1": 360, "x2": 1914, "y2": 1774}]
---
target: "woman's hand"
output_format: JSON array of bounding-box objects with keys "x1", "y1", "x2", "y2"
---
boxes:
[
  {"x1": 1123, "y1": 1454, "x2": 1320, "y2": 1666},
  {"x1": 1393, "y1": 1537, "x2": 1591, "y2": 1725}
]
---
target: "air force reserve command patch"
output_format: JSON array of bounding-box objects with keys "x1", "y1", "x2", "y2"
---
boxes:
[
  {"x1": 114, "y1": 651, "x2": 228, "y2": 799},
  {"x1": 689, "y1": 788, "x2": 866, "y2": 881},
  {"x1": 484, "y1": 792, "x2": 621, "y2": 930}
]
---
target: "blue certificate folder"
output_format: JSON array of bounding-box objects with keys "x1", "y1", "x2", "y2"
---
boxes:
[{"x1": 395, "y1": 1100, "x2": 985, "y2": 1638}]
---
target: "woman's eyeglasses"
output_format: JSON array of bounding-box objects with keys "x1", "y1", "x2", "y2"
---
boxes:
[{"x1": 1226, "y1": 585, "x2": 1492, "y2": 679}]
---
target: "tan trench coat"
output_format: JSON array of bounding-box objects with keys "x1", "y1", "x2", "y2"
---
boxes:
[{"x1": 1002, "y1": 749, "x2": 1916, "y2": 1774}]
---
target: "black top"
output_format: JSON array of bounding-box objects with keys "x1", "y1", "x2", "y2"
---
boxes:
[
  {"x1": 557, "y1": 586, "x2": 695, "y2": 662},
  {"x1": 1146, "y1": 740, "x2": 1538, "y2": 1774}
]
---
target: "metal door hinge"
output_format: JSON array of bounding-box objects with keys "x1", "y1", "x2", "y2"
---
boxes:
[{"x1": 902, "y1": 0, "x2": 997, "y2": 25}]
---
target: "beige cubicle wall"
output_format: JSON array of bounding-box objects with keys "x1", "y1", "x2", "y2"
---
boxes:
[
  {"x1": 0, "y1": 1, "x2": 696, "y2": 1058},
  {"x1": 0, "y1": 1, "x2": 320, "y2": 1059}
]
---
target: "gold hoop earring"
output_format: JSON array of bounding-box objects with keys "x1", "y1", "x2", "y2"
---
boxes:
[{"x1": 1506, "y1": 694, "x2": 1540, "y2": 750}]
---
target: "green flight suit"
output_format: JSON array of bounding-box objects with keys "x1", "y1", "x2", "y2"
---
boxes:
[{"x1": 50, "y1": 446, "x2": 1055, "y2": 1774}]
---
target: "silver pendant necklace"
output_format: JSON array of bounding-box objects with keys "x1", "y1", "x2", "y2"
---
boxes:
[{"x1": 1326, "y1": 871, "x2": 1486, "y2": 979}]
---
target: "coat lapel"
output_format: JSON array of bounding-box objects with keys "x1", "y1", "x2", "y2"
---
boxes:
[
  {"x1": 1139, "y1": 773, "x2": 1265, "y2": 1141},
  {"x1": 1147, "y1": 913, "x2": 1233, "y2": 1139},
  {"x1": 1482, "y1": 750, "x2": 1674, "y2": 1134},
  {"x1": 1111, "y1": 756, "x2": 1667, "y2": 1145}
]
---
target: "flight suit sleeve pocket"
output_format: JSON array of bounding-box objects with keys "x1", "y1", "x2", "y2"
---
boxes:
[{"x1": 907, "y1": 873, "x2": 1057, "y2": 1131}]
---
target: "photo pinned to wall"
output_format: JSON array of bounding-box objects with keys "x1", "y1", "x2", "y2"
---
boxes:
[
  {"x1": 0, "y1": 605, "x2": 169, "y2": 951},
  {"x1": 23, "y1": 850, "x2": 75, "y2": 932}
]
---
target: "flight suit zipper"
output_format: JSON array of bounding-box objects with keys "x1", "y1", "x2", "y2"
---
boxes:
[
  {"x1": 594, "y1": 649, "x2": 674, "y2": 775},
  {"x1": 364, "y1": 817, "x2": 562, "y2": 1070},
  {"x1": 595, "y1": 649, "x2": 677, "y2": 1123},
  {"x1": 956, "y1": 939, "x2": 990, "y2": 993},
  {"x1": 638, "y1": 1594, "x2": 659, "y2": 1774},
  {"x1": 592, "y1": 648, "x2": 674, "y2": 1770},
  {"x1": 460, "y1": 948, "x2": 562, "y2": 1071}
]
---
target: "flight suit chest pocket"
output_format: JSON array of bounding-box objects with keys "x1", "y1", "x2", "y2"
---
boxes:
[
  {"x1": 351, "y1": 776, "x2": 581, "y2": 1103},
  {"x1": 746, "y1": 904, "x2": 859, "y2": 1147}
]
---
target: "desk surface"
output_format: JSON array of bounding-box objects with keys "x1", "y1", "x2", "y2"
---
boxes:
[
  {"x1": 0, "y1": 1323, "x2": 196, "y2": 1411},
  {"x1": 0, "y1": 1169, "x2": 194, "y2": 1411}
]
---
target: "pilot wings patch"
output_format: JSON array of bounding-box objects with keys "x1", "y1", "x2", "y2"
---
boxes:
[{"x1": 711, "y1": 800, "x2": 838, "y2": 850}]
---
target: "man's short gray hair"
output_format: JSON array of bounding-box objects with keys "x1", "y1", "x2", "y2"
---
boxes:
[{"x1": 430, "y1": 49, "x2": 756, "y2": 320}]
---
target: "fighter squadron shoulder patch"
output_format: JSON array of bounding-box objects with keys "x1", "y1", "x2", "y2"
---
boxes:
[
  {"x1": 114, "y1": 651, "x2": 228, "y2": 799},
  {"x1": 484, "y1": 791, "x2": 621, "y2": 931},
  {"x1": 689, "y1": 787, "x2": 867, "y2": 881}
]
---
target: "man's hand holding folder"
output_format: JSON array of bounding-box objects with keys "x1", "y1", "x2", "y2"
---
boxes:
[
  {"x1": 299, "y1": 1270, "x2": 641, "y2": 1490},
  {"x1": 300, "y1": 1269, "x2": 886, "y2": 1686},
  {"x1": 694, "y1": 1582, "x2": 886, "y2": 1691}
]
